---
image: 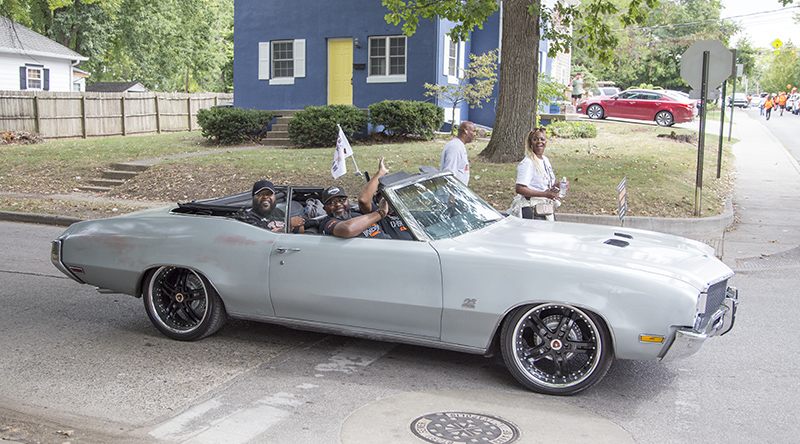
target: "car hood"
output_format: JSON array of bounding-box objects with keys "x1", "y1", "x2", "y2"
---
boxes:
[{"x1": 447, "y1": 216, "x2": 731, "y2": 290}]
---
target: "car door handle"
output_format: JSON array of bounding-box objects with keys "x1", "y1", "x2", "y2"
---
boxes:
[{"x1": 276, "y1": 247, "x2": 301, "y2": 254}]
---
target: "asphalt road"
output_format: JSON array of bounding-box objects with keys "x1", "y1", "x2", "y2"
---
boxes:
[{"x1": 1, "y1": 220, "x2": 799, "y2": 444}]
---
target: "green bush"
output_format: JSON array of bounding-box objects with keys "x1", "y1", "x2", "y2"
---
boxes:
[
  {"x1": 368, "y1": 100, "x2": 444, "y2": 140},
  {"x1": 288, "y1": 105, "x2": 368, "y2": 147},
  {"x1": 196, "y1": 107, "x2": 274, "y2": 144},
  {"x1": 546, "y1": 120, "x2": 597, "y2": 139}
]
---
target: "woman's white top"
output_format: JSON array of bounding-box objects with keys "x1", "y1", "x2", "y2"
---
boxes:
[{"x1": 516, "y1": 155, "x2": 555, "y2": 192}]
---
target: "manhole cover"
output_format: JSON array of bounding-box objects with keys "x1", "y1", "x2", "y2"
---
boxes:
[
  {"x1": 735, "y1": 246, "x2": 800, "y2": 271},
  {"x1": 410, "y1": 412, "x2": 519, "y2": 444}
]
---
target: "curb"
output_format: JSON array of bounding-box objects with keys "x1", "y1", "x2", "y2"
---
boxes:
[
  {"x1": 0, "y1": 210, "x2": 81, "y2": 227},
  {"x1": 556, "y1": 197, "x2": 734, "y2": 239}
]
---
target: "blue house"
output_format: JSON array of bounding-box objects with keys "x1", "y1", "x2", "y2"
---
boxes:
[{"x1": 233, "y1": 0, "x2": 571, "y2": 129}]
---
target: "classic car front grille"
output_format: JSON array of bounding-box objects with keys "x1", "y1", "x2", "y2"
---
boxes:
[{"x1": 701, "y1": 279, "x2": 728, "y2": 316}]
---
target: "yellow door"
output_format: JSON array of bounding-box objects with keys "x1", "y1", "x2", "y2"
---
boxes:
[{"x1": 328, "y1": 39, "x2": 353, "y2": 105}]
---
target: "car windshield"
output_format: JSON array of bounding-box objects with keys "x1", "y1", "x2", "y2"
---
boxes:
[{"x1": 387, "y1": 174, "x2": 503, "y2": 241}]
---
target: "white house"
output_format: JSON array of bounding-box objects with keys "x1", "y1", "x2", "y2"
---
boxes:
[{"x1": 0, "y1": 16, "x2": 88, "y2": 92}]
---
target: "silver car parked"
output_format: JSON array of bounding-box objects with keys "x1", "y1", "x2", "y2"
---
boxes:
[{"x1": 51, "y1": 169, "x2": 738, "y2": 395}]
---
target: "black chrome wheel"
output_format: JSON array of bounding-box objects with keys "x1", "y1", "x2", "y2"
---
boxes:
[
  {"x1": 143, "y1": 266, "x2": 227, "y2": 341},
  {"x1": 655, "y1": 110, "x2": 674, "y2": 126},
  {"x1": 586, "y1": 104, "x2": 604, "y2": 120},
  {"x1": 501, "y1": 304, "x2": 612, "y2": 395}
]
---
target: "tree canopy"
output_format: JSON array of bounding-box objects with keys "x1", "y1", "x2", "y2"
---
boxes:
[
  {"x1": 1, "y1": 0, "x2": 233, "y2": 92},
  {"x1": 383, "y1": 0, "x2": 655, "y2": 163},
  {"x1": 573, "y1": 0, "x2": 736, "y2": 91}
]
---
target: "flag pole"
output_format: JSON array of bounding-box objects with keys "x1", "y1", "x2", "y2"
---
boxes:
[{"x1": 350, "y1": 153, "x2": 362, "y2": 175}]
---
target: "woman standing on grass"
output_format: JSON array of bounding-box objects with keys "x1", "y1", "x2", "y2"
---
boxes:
[{"x1": 509, "y1": 128, "x2": 562, "y2": 221}]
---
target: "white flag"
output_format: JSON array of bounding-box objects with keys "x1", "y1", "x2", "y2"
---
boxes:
[
  {"x1": 337, "y1": 124, "x2": 353, "y2": 158},
  {"x1": 331, "y1": 129, "x2": 347, "y2": 179}
]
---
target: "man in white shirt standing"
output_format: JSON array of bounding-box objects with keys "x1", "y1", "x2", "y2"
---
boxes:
[{"x1": 439, "y1": 121, "x2": 476, "y2": 185}]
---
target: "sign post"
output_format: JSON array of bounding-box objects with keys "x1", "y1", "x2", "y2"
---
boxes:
[
  {"x1": 617, "y1": 178, "x2": 627, "y2": 227},
  {"x1": 680, "y1": 40, "x2": 733, "y2": 217},
  {"x1": 727, "y1": 50, "x2": 739, "y2": 142},
  {"x1": 717, "y1": 79, "x2": 727, "y2": 179}
]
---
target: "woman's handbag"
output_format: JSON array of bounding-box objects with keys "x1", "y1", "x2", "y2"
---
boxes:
[
  {"x1": 533, "y1": 202, "x2": 554, "y2": 216},
  {"x1": 509, "y1": 194, "x2": 555, "y2": 219}
]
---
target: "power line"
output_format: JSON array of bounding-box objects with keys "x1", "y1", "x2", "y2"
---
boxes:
[{"x1": 612, "y1": 5, "x2": 798, "y2": 33}]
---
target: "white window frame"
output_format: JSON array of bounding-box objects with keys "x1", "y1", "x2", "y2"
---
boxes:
[
  {"x1": 26, "y1": 66, "x2": 43, "y2": 90},
  {"x1": 443, "y1": 35, "x2": 465, "y2": 84},
  {"x1": 367, "y1": 35, "x2": 407, "y2": 84},
  {"x1": 443, "y1": 107, "x2": 461, "y2": 126},
  {"x1": 258, "y1": 39, "x2": 306, "y2": 85}
]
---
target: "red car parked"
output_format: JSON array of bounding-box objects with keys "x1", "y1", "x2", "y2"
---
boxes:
[{"x1": 576, "y1": 89, "x2": 696, "y2": 126}]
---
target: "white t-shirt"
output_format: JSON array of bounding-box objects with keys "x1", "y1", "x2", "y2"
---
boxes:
[
  {"x1": 516, "y1": 155, "x2": 555, "y2": 192},
  {"x1": 440, "y1": 138, "x2": 470, "y2": 185}
]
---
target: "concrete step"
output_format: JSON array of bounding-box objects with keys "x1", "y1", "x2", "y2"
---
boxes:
[
  {"x1": 77, "y1": 185, "x2": 113, "y2": 193},
  {"x1": 261, "y1": 138, "x2": 292, "y2": 147},
  {"x1": 101, "y1": 170, "x2": 139, "y2": 180},
  {"x1": 89, "y1": 178, "x2": 126, "y2": 187},
  {"x1": 271, "y1": 123, "x2": 289, "y2": 132},
  {"x1": 110, "y1": 162, "x2": 151, "y2": 172},
  {"x1": 264, "y1": 131, "x2": 288, "y2": 139}
]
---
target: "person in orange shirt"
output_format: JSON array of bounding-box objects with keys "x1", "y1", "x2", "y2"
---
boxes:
[
  {"x1": 778, "y1": 92, "x2": 787, "y2": 116},
  {"x1": 764, "y1": 95, "x2": 774, "y2": 120}
]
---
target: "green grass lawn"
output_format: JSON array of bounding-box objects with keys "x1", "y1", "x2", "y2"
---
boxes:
[{"x1": 1, "y1": 121, "x2": 736, "y2": 218}]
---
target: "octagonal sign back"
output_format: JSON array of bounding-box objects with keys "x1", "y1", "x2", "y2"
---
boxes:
[{"x1": 680, "y1": 40, "x2": 733, "y2": 90}]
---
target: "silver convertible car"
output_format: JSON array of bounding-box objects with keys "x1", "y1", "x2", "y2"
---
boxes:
[{"x1": 51, "y1": 169, "x2": 738, "y2": 395}]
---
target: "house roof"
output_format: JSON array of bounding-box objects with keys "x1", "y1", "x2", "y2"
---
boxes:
[
  {"x1": 86, "y1": 81, "x2": 147, "y2": 92},
  {"x1": 0, "y1": 15, "x2": 87, "y2": 61}
]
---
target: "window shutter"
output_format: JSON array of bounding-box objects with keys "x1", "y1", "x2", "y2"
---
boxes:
[
  {"x1": 294, "y1": 39, "x2": 305, "y2": 78},
  {"x1": 43, "y1": 69, "x2": 50, "y2": 91},
  {"x1": 457, "y1": 42, "x2": 465, "y2": 76},
  {"x1": 258, "y1": 42, "x2": 270, "y2": 80},
  {"x1": 19, "y1": 66, "x2": 27, "y2": 90},
  {"x1": 443, "y1": 35, "x2": 450, "y2": 76}
]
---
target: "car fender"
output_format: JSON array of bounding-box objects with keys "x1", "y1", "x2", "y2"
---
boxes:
[
  {"x1": 57, "y1": 210, "x2": 279, "y2": 317},
  {"x1": 432, "y1": 235, "x2": 702, "y2": 360}
]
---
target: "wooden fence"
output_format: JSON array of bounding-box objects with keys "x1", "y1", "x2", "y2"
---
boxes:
[{"x1": 0, "y1": 91, "x2": 233, "y2": 139}]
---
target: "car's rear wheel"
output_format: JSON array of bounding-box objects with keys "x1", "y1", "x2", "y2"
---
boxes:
[
  {"x1": 143, "y1": 266, "x2": 227, "y2": 341},
  {"x1": 500, "y1": 304, "x2": 613, "y2": 396},
  {"x1": 586, "y1": 104, "x2": 604, "y2": 120},
  {"x1": 655, "y1": 110, "x2": 674, "y2": 126}
]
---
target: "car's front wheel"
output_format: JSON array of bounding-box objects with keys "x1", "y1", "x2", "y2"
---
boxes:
[
  {"x1": 655, "y1": 110, "x2": 674, "y2": 126},
  {"x1": 586, "y1": 104, "x2": 604, "y2": 120},
  {"x1": 143, "y1": 266, "x2": 227, "y2": 341},
  {"x1": 500, "y1": 304, "x2": 613, "y2": 396}
]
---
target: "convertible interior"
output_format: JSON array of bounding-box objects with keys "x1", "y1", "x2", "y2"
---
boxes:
[
  {"x1": 171, "y1": 185, "x2": 332, "y2": 232},
  {"x1": 169, "y1": 170, "x2": 431, "y2": 234}
]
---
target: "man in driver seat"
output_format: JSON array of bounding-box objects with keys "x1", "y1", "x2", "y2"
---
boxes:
[{"x1": 239, "y1": 180, "x2": 304, "y2": 233}]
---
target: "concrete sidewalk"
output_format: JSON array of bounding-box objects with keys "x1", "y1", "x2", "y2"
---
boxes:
[{"x1": 719, "y1": 111, "x2": 800, "y2": 271}]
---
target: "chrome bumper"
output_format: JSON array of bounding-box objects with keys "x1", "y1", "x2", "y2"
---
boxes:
[
  {"x1": 661, "y1": 286, "x2": 738, "y2": 362},
  {"x1": 50, "y1": 239, "x2": 85, "y2": 284}
]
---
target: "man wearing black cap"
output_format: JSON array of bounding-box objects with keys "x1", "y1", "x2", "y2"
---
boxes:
[
  {"x1": 238, "y1": 179, "x2": 304, "y2": 233},
  {"x1": 319, "y1": 185, "x2": 390, "y2": 238}
]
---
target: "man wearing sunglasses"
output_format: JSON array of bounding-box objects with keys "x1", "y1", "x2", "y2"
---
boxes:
[{"x1": 319, "y1": 185, "x2": 390, "y2": 239}]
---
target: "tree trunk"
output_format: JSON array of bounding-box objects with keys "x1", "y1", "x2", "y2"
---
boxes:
[{"x1": 478, "y1": 0, "x2": 540, "y2": 163}]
